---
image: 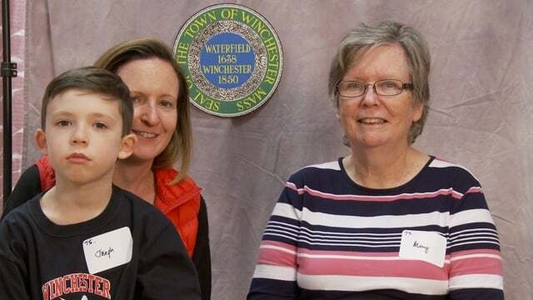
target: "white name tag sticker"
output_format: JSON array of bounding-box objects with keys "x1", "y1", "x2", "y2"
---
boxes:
[
  {"x1": 83, "y1": 226, "x2": 133, "y2": 274},
  {"x1": 399, "y1": 230, "x2": 446, "y2": 268}
]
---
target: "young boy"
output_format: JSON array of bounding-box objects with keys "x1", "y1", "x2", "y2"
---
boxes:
[{"x1": 0, "y1": 67, "x2": 201, "y2": 299}]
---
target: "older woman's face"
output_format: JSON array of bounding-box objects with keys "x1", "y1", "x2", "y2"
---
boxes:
[
  {"x1": 337, "y1": 44, "x2": 422, "y2": 150},
  {"x1": 116, "y1": 58, "x2": 178, "y2": 163}
]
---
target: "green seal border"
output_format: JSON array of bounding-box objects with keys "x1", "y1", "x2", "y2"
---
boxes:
[{"x1": 173, "y1": 4, "x2": 283, "y2": 117}]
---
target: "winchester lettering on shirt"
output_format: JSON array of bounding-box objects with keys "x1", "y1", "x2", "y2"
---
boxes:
[{"x1": 41, "y1": 273, "x2": 111, "y2": 300}]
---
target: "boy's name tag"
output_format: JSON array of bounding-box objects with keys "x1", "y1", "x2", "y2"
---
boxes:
[
  {"x1": 399, "y1": 230, "x2": 446, "y2": 268},
  {"x1": 83, "y1": 227, "x2": 133, "y2": 274}
]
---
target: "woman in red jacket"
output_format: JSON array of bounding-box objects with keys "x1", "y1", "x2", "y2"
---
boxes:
[{"x1": 3, "y1": 38, "x2": 211, "y2": 299}]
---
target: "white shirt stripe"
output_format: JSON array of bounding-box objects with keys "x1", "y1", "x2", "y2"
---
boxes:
[
  {"x1": 449, "y1": 274, "x2": 503, "y2": 290},
  {"x1": 253, "y1": 264, "x2": 297, "y2": 281},
  {"x1": 297, "y1": 273, "x2": 448, "y2": 295},
  {"x1": 450, "y1": 209, "x2": 494, "y2": 227}
]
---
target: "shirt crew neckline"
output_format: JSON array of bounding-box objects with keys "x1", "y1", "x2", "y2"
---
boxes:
[
  {"x1": 337, "y1": 155, "x2": 435, "y2": 194},
  {"x1": 29, "y1": 185, "x2": 121, "y2": 238}
]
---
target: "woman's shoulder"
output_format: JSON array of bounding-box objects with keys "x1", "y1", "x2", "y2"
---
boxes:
[
  {"x1": 114, "y1": 185, "x2": 171, "y2": 224},
  {"x1": 154, "y1": 168, "x2": 201, "y2": 191},
  {"x1": 302, "y1": 160, "x2": 342, "y2": 171},
  {"x1": 426, "y1": 157, "x2": 479, "y2": 178},
  {"x1": 154, "y1": 168, "x2": 200, "y2": 189},
  {"x1": 2, "y1": 162, "x2": 45, "y2": 218},
  {"x1": 153, "y1": 168, "x2": 202, "y2": 209},
  {"x1": 423, "y1": 156, "x2": 482, "y2": 189},
  {"x1": 287, "y1": 159, "x2": 343, "y2": 183}
]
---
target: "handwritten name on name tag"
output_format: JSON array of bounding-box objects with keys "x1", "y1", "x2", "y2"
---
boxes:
[
  {"x1": 83, "y1": 227, "x2": 133, "y2": 274},
  {"x1": 399, "y1": 230, "x2": 446, "y2": 268}
]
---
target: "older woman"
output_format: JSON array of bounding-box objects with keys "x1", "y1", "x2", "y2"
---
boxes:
[
  {"x1": 4, "y1": 39, "x2": 211, "y2": 299},
  {"x1": 248, "y1": 21, "x2": 503, "y2": 299}
]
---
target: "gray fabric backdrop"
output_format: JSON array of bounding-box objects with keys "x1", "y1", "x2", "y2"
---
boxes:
[{"x1": 3, "y1": 0, "x2": 533, "y2": 299}]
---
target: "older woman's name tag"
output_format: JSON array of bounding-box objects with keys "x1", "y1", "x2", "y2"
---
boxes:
[
  {"x1": 399, "y1": 230, "x2": 446, "y2": 267},
  {"x1": 82, "y1": 227, "x2": 133, "y2": 274}
]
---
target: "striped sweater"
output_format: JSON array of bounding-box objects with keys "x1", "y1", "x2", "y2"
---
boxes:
[{"x1": 248, "y1": 157, "x2": 503, "y2": 299}]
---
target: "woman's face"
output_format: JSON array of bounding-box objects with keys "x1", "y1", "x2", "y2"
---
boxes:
[
  {"x1": 116, "y1": 58, "x2": 178, "y2": 163},
  {"x1": 337, "y1": 44, "x2": 423, "y2": 150}
]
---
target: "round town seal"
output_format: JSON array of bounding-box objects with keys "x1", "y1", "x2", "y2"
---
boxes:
[{"x1": 173, "y1": 4, "x2": 283, "y2": 117}]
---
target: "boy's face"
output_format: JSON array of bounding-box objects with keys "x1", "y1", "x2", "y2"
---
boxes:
[{"x1": 35, "y1": 89, "x2": 136, "y2": 186}]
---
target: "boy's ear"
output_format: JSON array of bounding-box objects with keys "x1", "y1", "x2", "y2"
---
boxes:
[
  {"x1": 34, "y1": 129, "x2": 48, "y2": 155},
  {"x1": 117, "y1": 133, "x2": 137, "y2": 160}
]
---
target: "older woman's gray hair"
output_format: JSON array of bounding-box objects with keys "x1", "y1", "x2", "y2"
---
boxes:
[{"x1": 329, "y1": 21, "x2": 431, "y2": 144}]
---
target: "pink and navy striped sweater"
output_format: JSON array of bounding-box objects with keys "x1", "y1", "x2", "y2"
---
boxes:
[{"x1": 248, "y1": 156, "x2": 503, "y2": 299}]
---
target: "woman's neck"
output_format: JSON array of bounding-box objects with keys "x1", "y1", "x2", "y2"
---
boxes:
[
  {"x1": 113, "y1": 159, "x2": 156, "y2": 204},
  {"x1": 344, "y1": 146, "x2": 428, "y2": 189}
]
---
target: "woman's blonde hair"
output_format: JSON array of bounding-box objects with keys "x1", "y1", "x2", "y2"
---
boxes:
[{"x1": 95, "y1": 38, "x2": 192, "y2": 182}]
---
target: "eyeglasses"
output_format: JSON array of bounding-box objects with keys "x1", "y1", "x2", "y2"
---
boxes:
[{"x1": 336, "y1": 79, "x2": 414, "y2": 97}]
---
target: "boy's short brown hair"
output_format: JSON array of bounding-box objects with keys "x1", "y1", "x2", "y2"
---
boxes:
[{"x1": 41, "y1": 66, "x2": 133, "y2": 136}]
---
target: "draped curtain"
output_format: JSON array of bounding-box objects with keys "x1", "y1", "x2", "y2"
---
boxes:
[{"x1": 1, "y1": 1, "x2": 531, "y2": 299}]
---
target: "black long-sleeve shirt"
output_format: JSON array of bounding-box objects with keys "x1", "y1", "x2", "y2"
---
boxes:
[
  {"x1": 0, "y1": 185, "x2": 201, "y2": 299},
  {"x1": 3, "y1": 164, "x2": 212, "y2": 299}
]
